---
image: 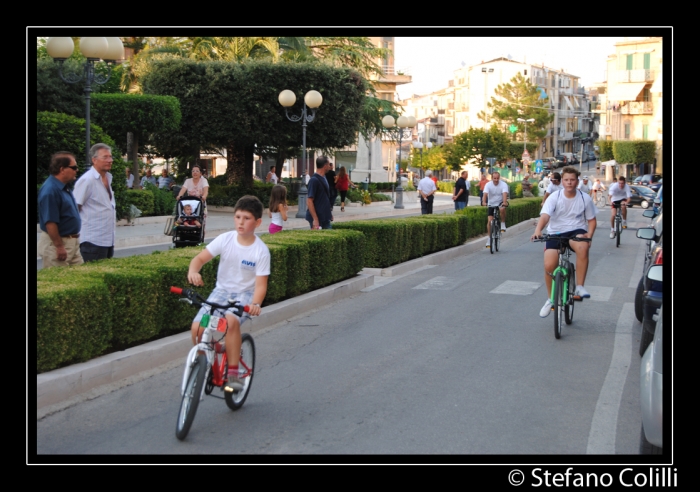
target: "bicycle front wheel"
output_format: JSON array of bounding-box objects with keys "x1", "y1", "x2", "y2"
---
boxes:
[
  {"x1": 565, "y1": 268, "x2": 575, "y2": 325},
  {"x1": 616, "y1": 216, "x2": 621, "y2": 247},
  {"x1": 490, "y1": 220, "x2": 497, "y2": 254},
  {"x1": 176, "y1": 353, "x2": 207, "y2": 440},
  {"x1": 225, "y1": 333, "x2": 256, "y2": 411},
  {"x1": 494, "y1": 226, "x2": 500, "y2": 252},
  {"x1": 553, "y1": 272, "x2": 563, "y2": 339}
]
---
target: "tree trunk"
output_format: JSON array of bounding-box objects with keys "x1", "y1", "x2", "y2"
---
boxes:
[
  {"x1": 275, "y1": 149, "x2": 286, "y2": 179},
  {"x1": 225, "y1": 143, "x2": 255, "y2": 187},
  {"x1": 126, "y1": 132, "x2": 140, "y2": 188}
]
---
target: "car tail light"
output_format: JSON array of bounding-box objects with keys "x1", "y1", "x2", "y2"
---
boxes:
[{"x1": 653, "y1": 248, "x2": 663, "y2": 265}]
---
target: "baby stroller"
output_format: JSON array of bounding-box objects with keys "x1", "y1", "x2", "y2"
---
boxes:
[{"x1": 173, "y1": 197, "x2": 206, "y2": 248}]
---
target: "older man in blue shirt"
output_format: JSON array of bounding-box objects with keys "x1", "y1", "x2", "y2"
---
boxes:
[
  {"x1": 38, "y1": 151, "x2": 83, "y2": 267},
  {"x1": 158, "y1": 168, "x2": 175, "y2": 189}
]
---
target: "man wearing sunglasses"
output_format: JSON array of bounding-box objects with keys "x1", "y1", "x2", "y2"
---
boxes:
[
  {"x1": 540, "y1": 171, "x2": 563, "y2": 208},
  {"x1": 38, "y1": 151, "x2": 84, "y2": 268}
]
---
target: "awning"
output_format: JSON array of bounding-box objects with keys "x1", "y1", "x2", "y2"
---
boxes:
[
  {"x1": 564, "y1": 96, "x2": 574, "y2": 111},
  {"x1": 650, "y1": 73, "x2": 662, "y2": 93},
  {"x1": 608, "y1": 82, "x2": 647, "y2": 101}
]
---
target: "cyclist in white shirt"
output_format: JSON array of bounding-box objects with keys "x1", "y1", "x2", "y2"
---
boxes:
[
  {"x1": 577, "y1": 175, "x2": 592, "y2": 195},
  {"x1": 541, "y1": 172, "x2": 563, "y2": 207},
  {"x1": 531, "y1": 166, "x2": 597, "y2": 317},
  {"x1": 591, "y1": 178, "x2": 606, "y2": 203},
  {"x1": 482, "y1": 171, "x2": 509, "y2": 248},
  {"x1": 607, "y1": 176, "x2": 632, "y2": 237}
]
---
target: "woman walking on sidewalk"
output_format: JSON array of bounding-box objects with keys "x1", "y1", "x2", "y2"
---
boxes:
[{"x1": 335, "y1": 166, "x2": 356, "y2": 212}]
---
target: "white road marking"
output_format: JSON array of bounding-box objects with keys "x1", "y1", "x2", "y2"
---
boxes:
[
  {"x1": 489, "y1": 280, "x2": 541, "y2": 296},
  {"x1": 586, "y1": 302, "x2": 635, "y2": 454},
  {"x1": 414, "y1": 276, "x2": 462, "y2": 290}
]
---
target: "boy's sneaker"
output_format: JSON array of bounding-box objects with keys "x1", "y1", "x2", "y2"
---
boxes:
[
  {"x1": 540, "y1": 299, "x2": 553, "y2": 318},
  {"x1": 501, "y1": 223, "x2": 507, "y2": 232},
  {"x1": 224, "y1": 377, "x2": 244, "y2": 393},
  {"x1": 485, "y1": 238, "x2": 491, "y2": 248},
  {"x1": 609, "y1": 230, "x2": 615, "y2": 239},
  {"x1": 622, "y1": 220, "x2": 627, "y2": 228},
  {"x1": 574, "y1": 285, "x2": 591, "y2": 298}
]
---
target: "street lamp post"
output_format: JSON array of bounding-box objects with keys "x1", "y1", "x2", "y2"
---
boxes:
[
  {"x1": 279, "y1": 89, "x2": 323, "y2": 219},
  {"x1": 46, "y1": 37, "x2": 125, "y2": 167},
  {"x1": 382, "y1": 114, "x2": 416, "y2": 209},
  {"x1": 517, "y1": 117, "x2": 535, "y2": 173}
]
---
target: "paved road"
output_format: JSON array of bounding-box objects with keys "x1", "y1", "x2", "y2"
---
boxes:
[{"x1": 36, "y1": 206, "x2": 654, "y2": 458}]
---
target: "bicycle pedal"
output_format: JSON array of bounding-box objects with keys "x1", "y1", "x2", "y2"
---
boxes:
[{"x1": 573, "y1": 295, "x2": 583, "y2": 301}]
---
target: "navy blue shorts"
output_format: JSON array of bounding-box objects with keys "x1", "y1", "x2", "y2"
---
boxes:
[{"x1": 545, "y1": 229, "x2": 587, "y2": 250}]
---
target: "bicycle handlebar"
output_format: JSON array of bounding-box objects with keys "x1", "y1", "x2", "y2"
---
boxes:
[
  {"x1": 532, "y1": 235, "x2": 592, "y2": 243},
  {"x1": 170, "y1": 286, "x2": 250, "y2": 317}
]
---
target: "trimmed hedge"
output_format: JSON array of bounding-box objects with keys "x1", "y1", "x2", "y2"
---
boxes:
[{"x1": 36, "y1": 229, "x2": 365, "y2": 373}]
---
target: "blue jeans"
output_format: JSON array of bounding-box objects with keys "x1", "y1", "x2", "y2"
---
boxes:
[
  {"x1": 308, "y1": 219, "x2": 332, "y2": 230},
  {"x1": 80, "y1": 241, "x2": 114, "y2": 262},
  {"x1": 454, "y1": 201, "x2": 467, "y2": 210}
]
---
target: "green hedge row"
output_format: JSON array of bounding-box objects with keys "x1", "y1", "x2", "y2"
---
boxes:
[
  {"x1": 36, "y1": 199, "x2": 541, "y2": 373},
  {"x1": 36, "y1": 229, "x2": 364, "y2": 373}
]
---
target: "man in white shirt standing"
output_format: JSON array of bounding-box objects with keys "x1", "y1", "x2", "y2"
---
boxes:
[
  {"x1": 417, "y1": 170, "x2": 437, "y2": 214},
  {"x1": 532, "y1": 166, "x2": 597, "y2": 317},
  {"x1": 73, "y1": 143, "x2": 117, "y2": 262},
  {"x1": 607, "y1": 176, "x2": 632, "y2": 238},
  {"x1": 482, "y1": 171, "x2": 509, "y2": 248}
]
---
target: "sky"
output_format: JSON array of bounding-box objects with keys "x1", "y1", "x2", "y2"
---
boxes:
[{"x1": 393, "y1": 36, "x2": 643, "y2": 100}]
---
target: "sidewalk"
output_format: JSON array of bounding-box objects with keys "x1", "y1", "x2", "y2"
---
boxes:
[{"x1": 37, "y1": 191, "x2": 472, "y2": 255}]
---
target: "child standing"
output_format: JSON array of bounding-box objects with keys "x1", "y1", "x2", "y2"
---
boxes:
[
  {"x1": 187, "y1": 195, "x2": 270, "y2": 392},
  {"x1": 268, "y1": 184, "x2": 288, "y2": 234}
]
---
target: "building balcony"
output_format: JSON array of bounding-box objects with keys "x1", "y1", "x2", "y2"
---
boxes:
[
  {"x1": 377, "y1": 65, "x2": 412, "y2": 85},
  {"x1": 614, "y1": 69, "x2": 655, "y2": 83},
  {"x1": 620, "y1": 101, "x2": 653, "y2": 114}
]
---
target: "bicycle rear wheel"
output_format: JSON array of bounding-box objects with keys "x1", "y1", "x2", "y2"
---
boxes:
[
  {"x1": 225, "y1": 333, "x2": 256, "y2": 411},
  {"x1": 490, "y1": 219, "x2": 496, "y2": 254},
  {"x1": 553, "y1": 272, "x2": 563, "y2": 339},
  {"x1": 565, "y1": 268, "x2": 575, "y2": 325},
  {"x1": 176, "y1": 353, "x2": 207, "y2": 440}
]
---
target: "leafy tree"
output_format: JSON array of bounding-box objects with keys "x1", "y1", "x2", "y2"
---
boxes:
[
  {"x1": 447, "y1": 125, "x2": 512, "y2": 169},
  {"x1": 481, "y1": 72, "x2": 553, "y2": 147},
  {"x1": 141, "y1": 59, "x2": 369, "y2": 186},
  {"x1": 91, "y1": 93, "x2": 181, "y2": 184},
  {"x1": 36, "y1": 111, "x2": 130, "y2": 219}
]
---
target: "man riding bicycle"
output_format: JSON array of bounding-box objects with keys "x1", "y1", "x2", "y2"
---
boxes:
[
  {"x1": 591, "y1": 178, "x2": 606, "y2": 203},
  {"x1": 607, "y1": 176, "x2": 632, "y2": 237},
  {"x1": 531, "y1": 166, "x2": 597, "y2": 317},
  {"x1": 482, "y1": 171, "x2": 509, "y2": 248}
]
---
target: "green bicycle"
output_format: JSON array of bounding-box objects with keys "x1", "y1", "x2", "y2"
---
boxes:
[{"x1": 534, "y1": 235, "x2": 592, "y2": 339}]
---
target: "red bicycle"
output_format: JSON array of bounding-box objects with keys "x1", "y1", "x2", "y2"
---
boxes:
[{"x1": 170, "y1": 286, "x2": 256, "y2": 441}]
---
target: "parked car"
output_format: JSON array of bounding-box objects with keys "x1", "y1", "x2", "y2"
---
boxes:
[
  {"x1": 635, "y1": 174, "x2": 662, "y2": 187},
  {"x1": 585, "y1": 151, "x2": 596, "y2": 162},
  {"x1": 649, "y1": 178, "x2": 662, "y2": 193},
  {"x1": 553, "y1": 155, "x2": 567, "y2": 168},
  {"x1": 635, "y1": 222, "x2": 663, "y2": 356},
  {"x1": 540, "y1": 157, "x2": 556, "y2": 170},
  {"x1": 654, "y1": 186, "x2": 662, "y2": 212},
  {"x1": 628, "y1": 185, "x2": 656, "y2": 209},
  {"x1": 639, "y1": 297, "x2": 662, "y2": 455}
]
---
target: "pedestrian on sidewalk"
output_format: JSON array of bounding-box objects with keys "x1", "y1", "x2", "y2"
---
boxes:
[
  {"x1": 38, "y1": 151, "x2": 83, "y2": 268},
  {"x1": 417, "y1": 170, "x2": 437, "y2": 214},
  {"x1": 478, "y1": 173, "x2": 488, "y2": 204},
  {"x1": 335, "y1": 166, "x2": 356, "y2": 212},
  {"x1": 73, "y1": 143, "x2": 117, "y2": 262},
  {"x1": 268, "y1": 184, "x2": 288, "y2": 234},
  {"x1": 306, "y1": 155, "x2": 333, "y2": 229},
  {"x1": 453, "y1": 171, "x2": 469, "y2": 210}
]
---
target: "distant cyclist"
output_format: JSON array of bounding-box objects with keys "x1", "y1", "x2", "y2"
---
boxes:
[
  {"x1": 531, "y1": 166, "x2": 597, "y2": 317},
  {"x1": 540, "y1": 171, "x2": 563, "y2": 208},
  {"x1": 607, "y1": 176, "x2": 632, "y2": 237},
  {"x1": 482, "y1": 171, "x2": 509, "y2": 248},
  {"x1": 578, "y1": 175, "x2": 592, "y2": 195},
  {"x1": 591, "y1": 178, "x2": 606, "y2": 203}
]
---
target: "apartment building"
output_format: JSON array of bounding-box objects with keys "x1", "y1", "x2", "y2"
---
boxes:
[
  {"x1": 348, "y1": 36, "x2": 413, "y2": 183},
  {"x1": 404, "y1": 57, "x2": 593, "y2": 162},
  {"x1": 594, "y1": 37, "x2": 662, "y2": 175}
]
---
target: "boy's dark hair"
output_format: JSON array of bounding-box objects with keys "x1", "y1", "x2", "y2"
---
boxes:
[{"x1": 234, "y1": 195, "x2": 264, "y2": 220}]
